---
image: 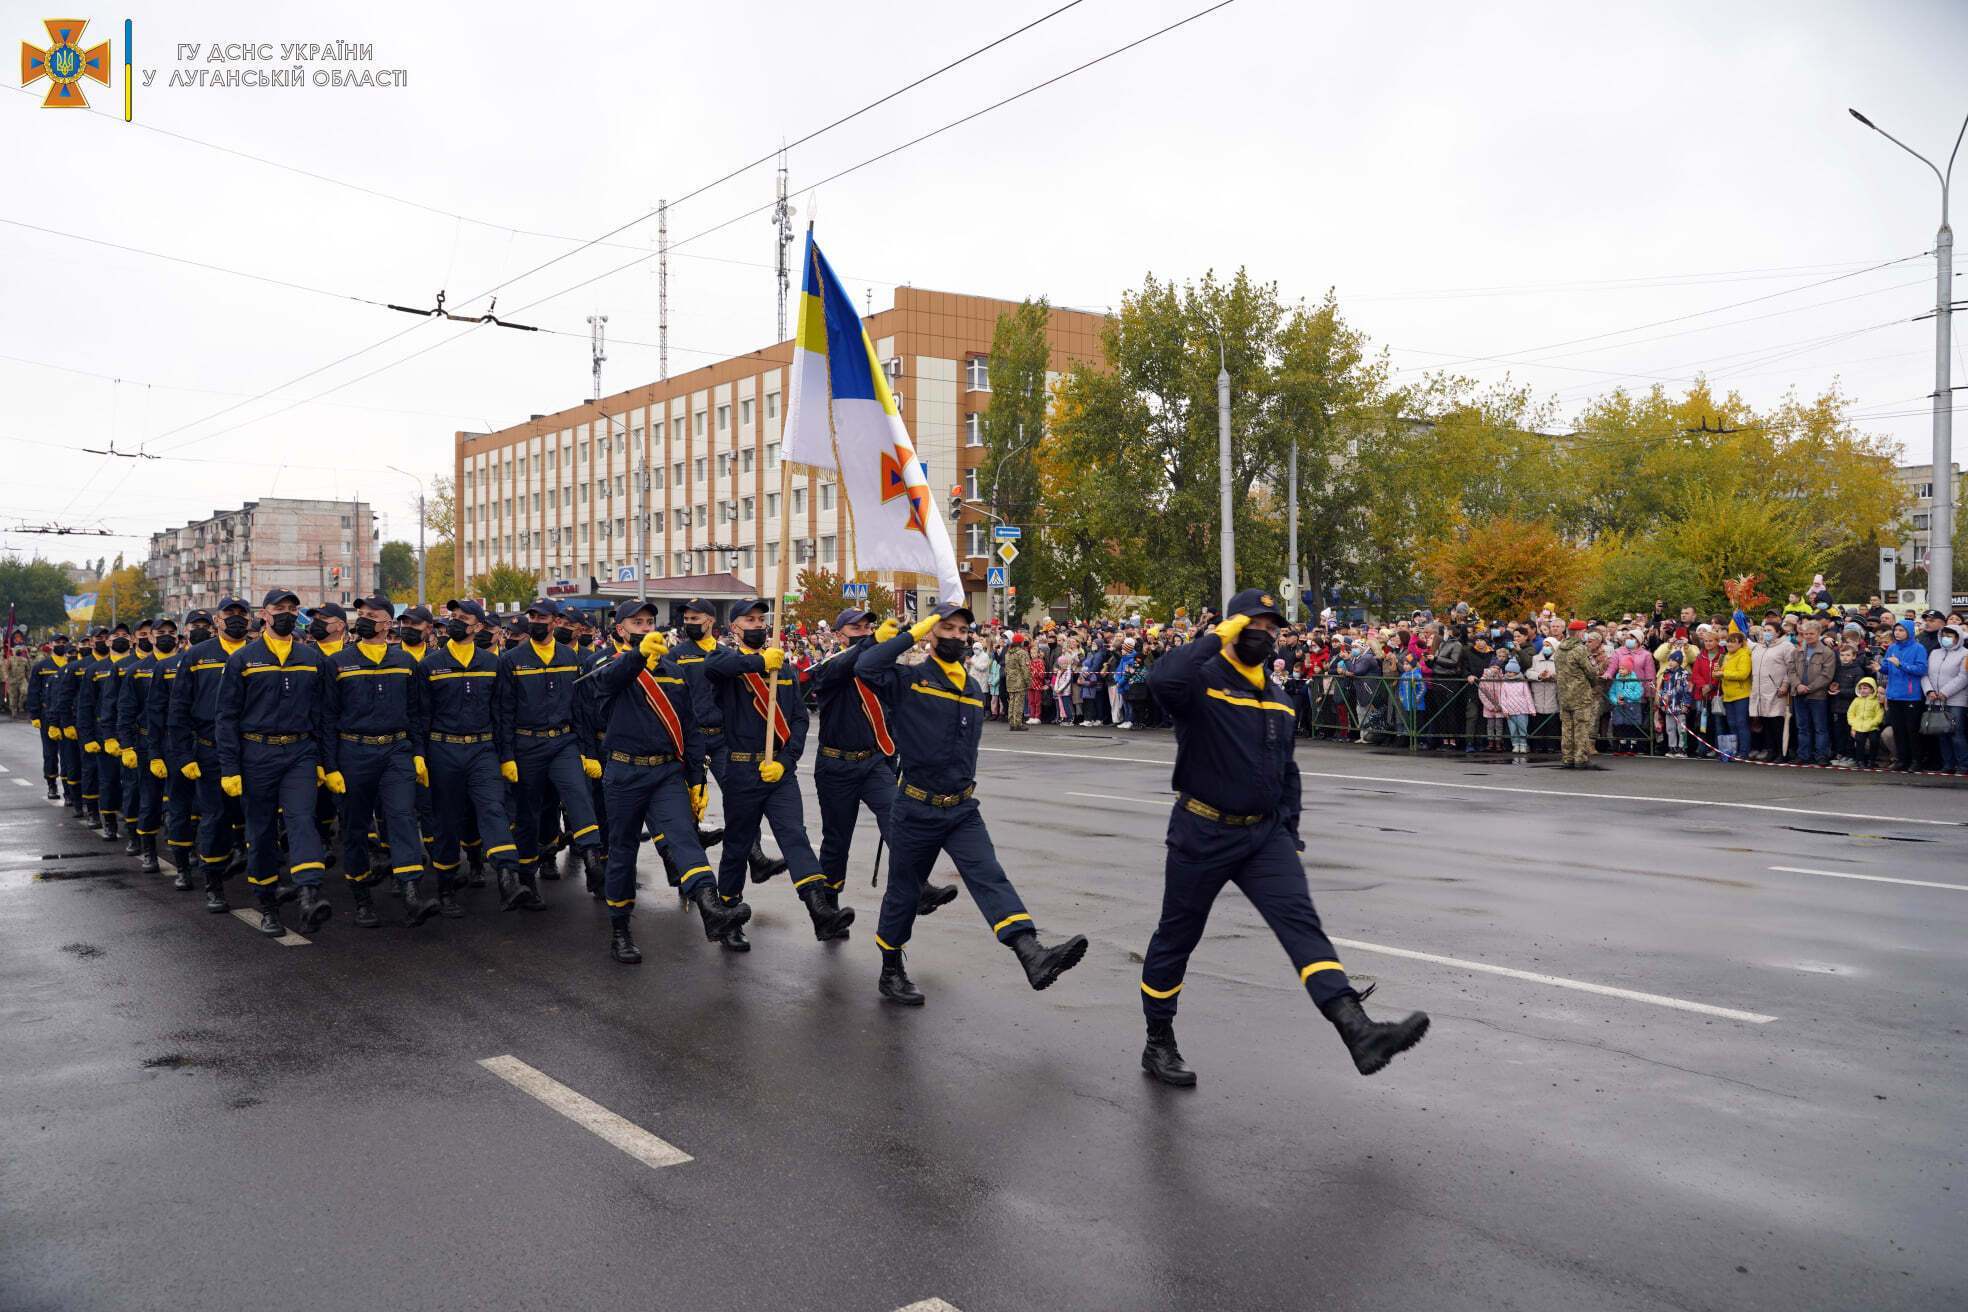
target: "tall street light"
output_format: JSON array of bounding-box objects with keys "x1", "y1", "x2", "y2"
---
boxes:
[
  {"x1": 1205, "y1": 317, "x2": 1233, "y2": 610},
  {"x1": 1851, "y1": 106, "x2": 1966, "y2": 608},
  {"x1": 385, "y1": 465, "x2": 426, "y2": 608}
]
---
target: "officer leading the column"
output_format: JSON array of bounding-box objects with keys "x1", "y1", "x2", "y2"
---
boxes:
[{"x1": 1137, "y1": 588, "x2": 1429, "y2": 1088}]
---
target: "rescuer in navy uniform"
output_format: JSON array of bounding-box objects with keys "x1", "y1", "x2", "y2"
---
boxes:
[
  {"x1": 171, "y1": 602, "x2": 254, "y2": 912},
  {"x1": 672, "y1": 597, "x2": 781, "y2": 884},
  {"x1": 146, "y1": 614, "x2": 199, "y2": 887},
  {"x1": 115, "y1": 618, "x2": 163, "y2": 872},
  {"x1": 419, "y1": 600, "x2": 528, "y2": 913},
  {"x1": 27, "y1": 634, "x2": 72, "y2": 801},
  {"x1": 1138, "y1": 588, "x2": 1429, "y2": 1088},
  {"x1": 76, "y1": 624, "x2": 130, "y2": 840},
  {"x1": 52, "y1": 633, "x2": 89, "y2": 820},
  {"x1": 704, "y1": 597, "x2": 852, "y2": 948},
  {"x1": 854, "y1": 602, "x2": 1088, "y2": 1005},
  {"x1": 807, "y1": 606, "x2": 956, "y2": 919},
  {"x1": 323, "y1": 594, "x2": 439, "y2": 929},
  {"x1": 215, "y1": 589, "x2": 335, "y2": 936},
  {"x1": 495, "y1": 597, "x2": 606, "y2": 905},
  {"x1": 589, "y1": 599, "x2": 751, "y2": 963}
]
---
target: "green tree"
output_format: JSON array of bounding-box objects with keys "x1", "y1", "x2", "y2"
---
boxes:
[
  {"x1": 1421, "y1": 517, "x2": 1593, "y2": 618},
  {"x1": 1580, "y1": 540, "x2": 1706, "y2": 619},
  {"x1": 786, "y1": 568, "x2": 897, "y2": 635},
  {"x1": 0, "y1": 558, "x2": 74, "y2": 629},
  {"x1": 976, "y1": 299, "x2": 1062, "y2": 606},
  {"x1": 470, "y1": 562, "x2": 535, "y2": 606},
  {"x1": 378, "y1": 541, "x2": 417, "y2": 595}
]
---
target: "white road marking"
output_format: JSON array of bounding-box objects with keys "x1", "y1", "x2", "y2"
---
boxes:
[
  {"x1": 477, "y1": 1055, "x2": 693, "y2": 1169},
  {"x1": 983, "y1": 745, "x2": 1966, "y2": 827},
  {"x1": 896, "y1": 1302, "x2": 963, "y2": 1312},
  {"x1": 1066, "y1": 790, "x2": 1165, "y2": 807},
  {"x1": 1328, "y1": 936, "x2": 1777, "y2": 1023},
  {"x1": 228, "y1": 907, "x2": 310, "y2": 947},
  {"x1": 13, "y1": 777, "x2": 33, "y2": 787},
  {"x1": 0, "y1": 762, "x2": 11, "y2": 772},
  {"x1": 1768, "y1": 865, "x2": 1968, "y2": 893}
]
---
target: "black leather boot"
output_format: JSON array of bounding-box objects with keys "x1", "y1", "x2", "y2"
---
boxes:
[
  {"x1": 696, "y1": 824, "x2": 724, "y2": 850},
  {"x1": 496, "y1": 864, "x2": 526, "y2": 911},
  {"x1": 466, "y1": 846, "x2": 487, "y2": 887},
  {"x1": 350, "y1": 880, "x2": 381, "y2": 928},
  {"x1": 583, "y1": 848, "x2": 606, "y2": 899},
  {"x1": 799, "y1": 883, "x2": 854, "y2": 941},
  {"x1": 609, "y1": 916, "x2": 642, "y2": 964},
  {"x1": 45, "y1": 780, "x2": 58, "y2": 800},
  {"x1": 100, "y1": 813, "x2": 119, "y2": 842},
  {"x1": 203, "y1": 872, "x2": 230, "y2": 913},
  {"x1": 539, "y1": 844, "x2": 563, "y2": 880},
  {"x1": 916, "y1": 880, "x2": 959, "y2": 917},
  {"x1": 400, "y1": 877, "x2": 439, "y2": 927},
  {"x1": 437, "y1": 875, "x2": 465, "y2": 919},
  {"x1": 747, "y1": 840, "x2": 788, "y2": 883},
  {"x1": 691, "y1": 882, "x2": 751, "y2": 943},
  {"x1": 124, "y1": 826, "x2": 142, "y2": 856},
  {"x1": 1141, "y1": 1020, "x2": 1197, "y2": 1087},
  {"x1": 254, "y1": 895, "x2": 284, "y2": 937},
  {"x1": 297, "y1": 884, "x2": 333, "y2": 931},
  {"x1": 518, "y1": 866, "x2": 546, "y2": 910},
  {"x1": 1008, "y1": 928, "x2": 1088, "y2": 991},
  {"x1": 878, "y1": 946, "x2": 924, "y2": 1006},
  {"x1": 1318, "y1": 991, "x2": 1430, "y2": 1076}
]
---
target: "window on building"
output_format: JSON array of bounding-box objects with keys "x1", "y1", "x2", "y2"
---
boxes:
[
  {"x1": 1913, "y1": 513, "x2": 1931, "y2": 531},
  {"x1": 615, "y1": 517, "x2": 626, "y2": 540},
  {"x1": 602, "y1": 521, "x2": 612, "y2": 540},
  {"x1": 741, "y1": 448, "x2": 754, "y2": 474},
  {"x1": 518, "y1": 456, "x2": 527, "y2": 479},
  {"x1": 716, "y1": 404, "x2": 730, "y2": 432},
  {"x1": 694, "y1": 506, "x2": 707, "y2": 529},
  {"x1": 765, "y1": 491, "x2": 780, "y2": 519},
  {"x1": 694, "y1": 412, "x2": 706, "y2": 436},
  {"x1": 766, "y1": 392, "x2": 780, "y2": 421},
  {"x1": 615, "y1": 474, "x2": 626, "y2": 496},
  {"x1": 1916, "y1": 482, "x2": 1934, "y2": 500},
  {"x1": 792, "y1": 487, "x2": 806, "y2": 515},
  {"x1": 765, "y1": 541, "x2": 779, "y2": 567},
  {"x1": 964, "y1": 467, "x2": 979, "y2": 500},
  {"x1": 650, "y1": 465, "x2": 665, "y2": 490},
  {"x1": 741, "y1": 496, "x2": 754, "y2": 522},
  {"x1": 819, "y1": 535, "x2": 836, "y2": 565},
  {"x1": 719, "y1": 500, "x2": 735, "y2": 524},
  {"x1": 966, "y1": 413, "x2": 983, "y2": 447},
  {"x1": 820, "y1": 483, "x2": 835, "y2": 511},
  {"x1": 631, "y1": 426, "x2": 642, "y2": 448},
  {"x1": 672, "y1": 461, "x2": 685, "y2": 487},
  {"x1": 576, "y1": 441, "x2": 586, "y2": 463},
  {"x1": 966, "y1": 523, "x2": 989, "y2": 556},
  {"x1": 740, "y1": 398, "x2": 753, "y2": 427},
  {"x1": 717, "y1": 452, "x2": 732, "y2": 478},
  {"x1": 547, "y1": 449, "x2": 557, "y2": 471},
  {"x1": 673, "y1": 417, "x2": 686, "y2": 441},
  {"x1": 966, "y1": 356, "x2": 991, "y2": 392},
  {"x1": 766, "y1": 442, "x2": 779, "y2": 468},
  {"x1": 694, "y1": 457, "x2": 707, "y2": 483},
  {"x1": 577, "y1": 483, "x2": 587, "y2": 504},
  {"x1": 340, "y1": 515, "x2": 351, "y2": 528}
]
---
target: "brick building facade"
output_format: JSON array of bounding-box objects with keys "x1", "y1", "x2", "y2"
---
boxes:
[{"x1": 146, "y1": 497, "x2": 377, "y2": 616}]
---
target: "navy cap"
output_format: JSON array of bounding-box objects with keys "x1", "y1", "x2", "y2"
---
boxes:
[
  {"x1": 732, "y1": 597, "x2": 770, "y2": 617},
  {"x1": 616, "y1": 599, "x2": 661, "y2": 621},
  {"x1": 261, "y1": 588, "x2": 300, "y2": 608},
  {"x1": 681, "y1": 597, "x2": 718, "y2": 617},
  {"x1": 834, "y1": 607, "x2": 873, "y2": 630},
  {"x1": 400, "y1": 606, "x2": 432, "y2": 624},
  {"x1": 216, "y1": 596, "x2": 249, "y2": 614},
  {"x1": 109, "y1": 621, "x2": 131, "y2": 634},
  {"x1": 932, "y1": 602, "x2": 975, "y2": 626},
  {"x1": 525, "y1": 597, "x2": 563, "y2": 618},
  {"x1": 185, "y1": 609, "x2": 212, "y2": 625},
  {"x1": 355, "y1": 593, "x2": 393, "y2": 615},
  {"x1": 454, "y1": 600, "x2": 488, "y2": 624},
  {"x1": 1226, "y1": 588, "x2": 1286, "y2": 623},
  {"x1": 311, "y1": 601, "x2": 347, "y2": 622}
]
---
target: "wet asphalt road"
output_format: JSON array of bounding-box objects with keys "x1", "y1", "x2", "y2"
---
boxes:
[{"x1": 2, "y1": 720, "x2": 1964, "y2": 1312}]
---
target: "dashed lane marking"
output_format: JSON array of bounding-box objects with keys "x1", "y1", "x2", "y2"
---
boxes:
[
  {"x1": 13, "y1": 777, "x2": 33, "y2": 787},
  {"x1": 896, "y1": 1302, "x2": 963, "y2": 1312},
  {"x1": 984, "y1": 745, "x2": 1967, "y2": 827},
  {"x1": 228, "y1": 907, "x2": 310, "y2": 947},
  {"x1": 1327, "y1": 937, "x2": 1777, "y2": 1023},
  {"x1": 477, "y1": 1055, "x2": 693, "y2": 1170},
  {"x1": 1768, "y1": 865, "x2": 1968, "y2": 893},
  {"x1": 1065, "y1": 790, "x2": 1162, "y2": 807}
]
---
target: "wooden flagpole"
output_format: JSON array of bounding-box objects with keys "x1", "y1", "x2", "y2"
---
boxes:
[{"x1": 763, "y1": 224, "x2": 819, "y2": 767}]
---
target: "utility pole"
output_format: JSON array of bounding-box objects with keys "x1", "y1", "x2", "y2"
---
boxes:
[
  {"x1": 350, "y1": 496, "x2": 361, "y2": 599},
  {"x1": 772, "y1": 148, "x2": 797, "y2": 342},
  {"x1": 1286, "y1": 436, "x2": 1299, "y2": 622},
  {"x1": 415, "y1": 488, "x2": 426, "y2": 608},
  {"x1": 1207, "y1": 319, "x2": 1234, "y2": 609},
  {"x1": 1851, "y1": 107, "x2": 1964, "y2": 607},
  {"x1": 587, "y1": 314, "x2": 608, "y2": 404},
  {"x1": 656, "y1": 200, "x2": 669, "y2": 382}
]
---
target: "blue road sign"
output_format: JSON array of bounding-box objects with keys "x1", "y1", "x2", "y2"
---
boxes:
[
  {"x1": 986, "y1": 565, "x2": 1007, "y2": 589},
  {"x1": 842, "y1": 582, "x2": 869, "y2": 600},
  {"x1": 992, "y1": 525, "x2": 1022, "y2": 539}
]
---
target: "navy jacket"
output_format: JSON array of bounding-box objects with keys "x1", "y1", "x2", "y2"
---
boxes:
[
  {"x1": 591, "y1": 646, "x2": 706, "y2": 786},
  {"x1": 214, "y1": 637, "x2": 331, "y2": 775},
  {"x1": 418, "y1": 640, "x2": 507, "y2": 760},
  {"x1": 323, "y1": 642, "x2": 426, "y2": 770},
  {"x1": 116, "y1": 653, "x2": 159, "y2": 753},
  {"x1": 853, "y1": 633, "x2": 983, "y2": 796},
  {"x1": 147, "y1": 649, "x2": 189, "y2": 764},
  {"x1": 1147, "y1": 629, "x2": 1302, "y2": 833},
  {"x1": 495, "y1": 639, "x2": 594, "y2": 755},
  {"x1": 169, "y1": 636, "x2": 248, "y2": 761},
  {"x1": 809, "y1": 636, "x2": 894, "y2": 755},
  {"x1": 670, "y1": 634, "x2": 724, "y2": 733},
  {"x1": 27, "y1": 654, "x2": 66, "y2": 723},
  {"x1": 705, "y1": 644, "x2": 809, "y2": 766}
]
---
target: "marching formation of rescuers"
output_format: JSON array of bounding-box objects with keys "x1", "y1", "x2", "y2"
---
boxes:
[{"x1": 22, "y1": 584, "x2": 1428, "y2": 1086}]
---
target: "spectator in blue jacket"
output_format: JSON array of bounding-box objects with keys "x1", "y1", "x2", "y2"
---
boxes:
[{"x1": 1880, "y1": 622, "x2": 1928, "y2": 772}]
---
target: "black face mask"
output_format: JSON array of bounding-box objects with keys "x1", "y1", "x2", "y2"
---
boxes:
[
  {"x1": 154, "y1": 635, "x2": 177, "y2": 654},
  {"x1": 933, "y1": 636, "x2": 967, "y2": 663},
  {"x1": 93, "y1": 642, "x2": 109, "y2": 656},
  {"x1": 576, "y1": 634, "x2": 592, "y2": 648},
  {"x1": 445, "y1": 620, "x2": 469, "y2": 643},
  {"x1": 271, "y1": 612, "x2": 300, "y2": 638},
  {"x1": 352, "y1": 617, "x2": 379, "y2": 640},
  {"x1": 222, "y1": 616, "x2": 249, "y2": 639},
  {"x1": 305, "y1": 618, "x2": 330, "y2": 641},
  {"x1": 110, "y1": 637, "x2": 131, "y2": 654},
  {"x1": 682, "y1": 622, "x2": 706, "y2": 641},
  {"x1": 52, "y1": 642, "x2": 69, "y2": 656},
  {"x1": 137, "y1": 637, "x2": 154, "y2": 653},
  {"x1": 553, "y1": 625, "x2": 575, "y2": 645},
  {"x1": 527, "y1": 621, "x2": 552, "y2": 642},
  {"x1": 1233, "y1": 627, "x2": 1277, "y2": 668},
  {"x1": 401, "y1": 628, "x2": 425, "y2": 647},
  {"x1": 472, "y1": 631, "x2": 494, "y2": 649},
  {"x1": 189, "y1": 626, "x2": 212, "y2": 646},
  {"x1": 739, "y1": 627, "x2": 769, "y2": 649}
]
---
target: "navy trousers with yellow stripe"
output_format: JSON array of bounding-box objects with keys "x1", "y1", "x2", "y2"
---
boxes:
[
  {"x1": 427, "y1": 739, "x2": 517, "y2": 875},
  {"x1": 241, "y1": 739, "x2": 327, "y2": 890},
  {"x1": 191, "y1": 741, "x2": 243, "y2": 868},
  {"x1": 602, "y1": 759, "x2": 712, "y2": 916},
  {"x1": 336, "y1": 739, "x2": 425, "y2": 884},
  {"x1": 873, "y1": 794, "x2": 1028, "y2": 952},
  {"x1": 511, "y1": 736, "x2": 598, "y2": 866},
  {"x1": 815, "y1": 754, "x2": 894, "y2": 891},
  {"x1": 714, "y1": 765, "x2": 820, "y2": 904},
  {"x1": 1139, "y1": 810, "x2": 1351, "y2": 1023}
]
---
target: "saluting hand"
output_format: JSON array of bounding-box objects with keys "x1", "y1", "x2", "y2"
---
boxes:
[
  {"x1": 874, "y1": 617, "x2": 900, "y2": 643},
  {"x1": 1212, "y1": 613, "x2": 1251, "y2": 642},
  {"x1": 908, "y1": 614, "x2": 939, "y2": 642}
]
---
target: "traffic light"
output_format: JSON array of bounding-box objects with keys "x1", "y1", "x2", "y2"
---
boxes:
[{"x1": 949, "y1": 485, "x2": 964, "y2": 521}]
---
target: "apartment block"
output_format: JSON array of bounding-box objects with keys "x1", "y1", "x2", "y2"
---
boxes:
[{"x1": 145, "y1": 497, "x2": 377, "y2": 616}]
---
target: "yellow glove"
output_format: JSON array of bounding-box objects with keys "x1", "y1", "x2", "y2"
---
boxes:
[
  {"x1": 758, "y1": 759, "x2": 784, "y2": 784},
  {"x1": 500, "y1": 760, "x2": 519, "y2": 784},
  {"x1": 581, "y1": 755, "x2": 603, "y2": 780},
  {"x1": 30, "y1": 718, "x2": 40, "y2": 730},
  {"x1": 874, "y1": 617, "x2": 900, "y2": 643},
  {"x1": 908, "y1": 614, "x2": 939, "y2": 642},
  {"x1": 48, "y1": 724, "x2": 60, "y2": 741},
  {"x1": 220, "y1": 774, "x2": 243, "y2": 798},
  {"x1": 64, "y1": 725, "x2": 77, "y2": 739},
  {"x1": 639, "y1": 629, "x2": 669, "y2": 660},
  {"x1": 322, "y1": 771, "x2": 347, "y2": 795},
  {"x1": 413, "y1": 755, "x2": 429, "y2": 788},
  {"x1": 1213, "y1": 612, "x2": 1252, "y2": 643},
  {"x1": 315, "y1": 765, "x2": 326, "y2": 786},
  {"x1": 149, "y1": 758, "x2": 168, "y2": 779},
  {"x1": 688, "y1": 783, "x2": 708, "y2": 821},
  {"x1": 83, "y1": 740, "x2": 100, "y2": 754},
  {"x1": 180, "y1": 760, "x2": 202, "y2": 781},
  {"x1": 120, "y1": 749, "x2": 137, "y2": 769},
  {"x1": 761, "y1": 646, "x2": 785, "y2": 673},
  {"x1": 104, "y1": 738, "x2": 120, "y2": 755}
]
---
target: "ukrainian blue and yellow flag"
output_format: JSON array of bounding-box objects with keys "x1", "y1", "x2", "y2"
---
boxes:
[
  {"x1": 781, "y1": 230, "x2": 964, "y2": 604},
  {"x1": 64, "y1": 593, "x2": 97, "y2": 625}
]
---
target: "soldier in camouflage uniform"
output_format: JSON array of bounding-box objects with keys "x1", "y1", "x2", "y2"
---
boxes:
[
  {"x1": 1003, "y1": 633, "x2": 1031, "y2": 731},
  {"x1": 1554, "y1": 621, "x2": 1607, "y2": 770}
]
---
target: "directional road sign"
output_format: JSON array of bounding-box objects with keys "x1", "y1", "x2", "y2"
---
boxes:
[{"x1": 992, "y1": 525, "x2": 1022, "y2": 540}]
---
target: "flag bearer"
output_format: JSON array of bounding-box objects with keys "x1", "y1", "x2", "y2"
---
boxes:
[
  {"x1": 172, "y1": 602, "x2": 254, "y2": 912},
  {"x1": 705, "y1": 597, "x2": 852, "y2": 948},
  {"x1": 419, "y1": 601, "x2": 528, "y2": 913},
  {"x1": 590, "y1": 600, "x2": 751, "y2": 963},
  {"x1": 854, "y1": 603, "x2": 1088, "y2": 1005},
  {"x1": 1138, "y1": 589, "x2": 1429, "y2": 1088},
  {"x1": 494, "y1": 598, "x2": 606, "y2": 905}
]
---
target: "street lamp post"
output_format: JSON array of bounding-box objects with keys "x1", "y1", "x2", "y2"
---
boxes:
[
  {"x1": 385, "y1": 465, "x2": 426, "y2": 608},
  {"x1": 1851, "y1": 106, "x2": 1966, "y2": 608},
  {"x1": 1205, "y1": 318, "x2": 1233, "y2": 610}
]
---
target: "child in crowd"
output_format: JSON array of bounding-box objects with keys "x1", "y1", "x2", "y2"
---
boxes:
[
  {"x1": 1478, "y1": 656, "x2": 1508, "y2": 750},
  {"x1": 1656, "y1": 649, "x2": 1693, "y2": 757},
  {"x1": 1496, "y1": 657, "x2": 1535, "y2": 759},
  {"x1": 1608, "y1": 650, "x2": 1648, "y2": 754},
  {"x1": 1847, "y1": 676, "x2": 1884, "y2": 768},
  {"x1": 1396, "y1": 652, "x2": 1426, "y2": 741}
]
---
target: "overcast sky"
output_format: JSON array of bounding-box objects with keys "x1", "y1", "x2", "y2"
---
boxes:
[{"x1": 3, "y1": 0, "x2": 1963, "y2": 569}]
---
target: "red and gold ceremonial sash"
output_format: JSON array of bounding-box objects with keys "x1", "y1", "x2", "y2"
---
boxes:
[
  {"x1": 854, "y1": 678, "x2": 895, "y2": 756},
  {"x1": 635, "y1": 668, "x2": 687, "y2": 757},
  {"x1": 743, "y1": 671, "x2": 793, "y2": 747}
]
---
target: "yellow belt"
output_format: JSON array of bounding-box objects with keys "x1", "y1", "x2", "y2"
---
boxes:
[{"x1": 1180, "y1": 795, "x2": 1265, "y2": 826}]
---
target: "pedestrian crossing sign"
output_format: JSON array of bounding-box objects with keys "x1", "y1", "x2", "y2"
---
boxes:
[{"x1": 987, "y1": 565, "x2": 1007, "y2": 589}]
